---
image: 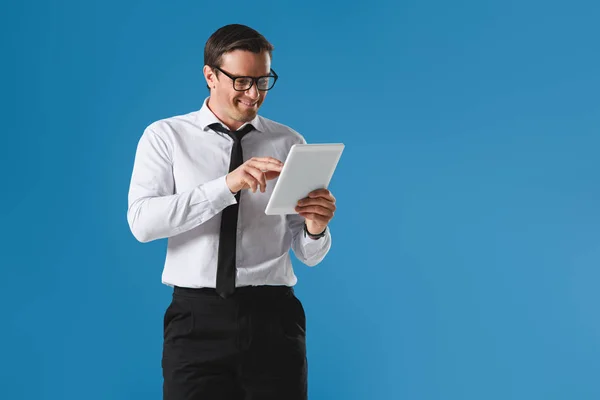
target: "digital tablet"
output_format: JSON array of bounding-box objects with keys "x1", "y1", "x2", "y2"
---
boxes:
[{"x1": 264, "y1": 143, "x2": 344, "y2": 215}]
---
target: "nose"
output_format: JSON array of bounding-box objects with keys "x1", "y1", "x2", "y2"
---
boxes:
[{"x1": 246, "y1": 82, "x2": 260, "y2": 100}]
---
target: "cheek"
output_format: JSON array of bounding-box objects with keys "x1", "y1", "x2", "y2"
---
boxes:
[
  {"x1": 226, "y1": 92, "x2": 239, "y2": 105},
  {"x1": 231, "y1": 97, "x2": 241, "y2": 107}
]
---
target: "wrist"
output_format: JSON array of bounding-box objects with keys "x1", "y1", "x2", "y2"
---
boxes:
[
  {"x1": 225, "y1": 174, "x2": 240, "y2": 194},
  {"x1": 304, "y1": 222, "x2": 327, "y2": 240}
]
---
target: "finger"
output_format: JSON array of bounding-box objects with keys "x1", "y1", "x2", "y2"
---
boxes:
[
  {"x1": 249, "y1": 157, "x2": 284, "y2": 168},
  {"x1": 243, "y1": 172, "x2": 260, "y2": 193},
  {"x1": 263, "y1": 170, "x2": 281, "y2": 181},
  {"x1": 248, "y1": 160, "x2": 283, "y2": 173},
  {"x1": 245, "y1": 166, "x2": 268, "y2": 192},
  {"x1": 298, "y1": 198, "x2": 336, "y2": 211},
  {"x1": 258, "y1": 156, "x2": 283, "y2": 165},
  {"x1": 242, "y1": 176, "x2": 255, "y2": 193},
  {"x1": 308, "y1": 189, "x2": 335, "y2": 202},
  {"x1": 296, "y1": 205, "x2": 334, "y2": 218}
]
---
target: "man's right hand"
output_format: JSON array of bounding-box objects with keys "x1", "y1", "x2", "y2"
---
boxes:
[{"x1": 226, "y1": 157, "x2": 283, "y2": 194}]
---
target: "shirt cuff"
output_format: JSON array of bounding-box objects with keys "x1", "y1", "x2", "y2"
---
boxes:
[
  {"x1": 196, "y1": 175, "x2": 237, "y2": 210},
  {"x1": 300, "y1": 226, "x2": 328, "y2": 245}
]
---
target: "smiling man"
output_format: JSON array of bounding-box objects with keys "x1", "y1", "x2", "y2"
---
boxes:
[{"x1": 126, "y1": 24, "x2": 337, "y2": 400}]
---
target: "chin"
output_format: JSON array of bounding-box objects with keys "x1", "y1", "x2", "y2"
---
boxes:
[
  {"x1": 233, "y1": 104, "x2": 259, "y2": 121},
  {"x1": 243, "y1": 109, "x2": 258, "y2": 120}
]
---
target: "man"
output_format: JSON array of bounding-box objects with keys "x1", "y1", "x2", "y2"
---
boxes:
[{"x1": 127, "y1": 24, "x2": 336, "y2": 400}]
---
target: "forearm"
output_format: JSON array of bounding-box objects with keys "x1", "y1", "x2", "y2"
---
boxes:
[{"x1": 127, "y1": 175, "x2": 235, "y2": 242}]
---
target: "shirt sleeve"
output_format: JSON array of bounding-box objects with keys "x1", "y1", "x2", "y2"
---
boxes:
[
  {"x1": 127, "y1": 127, "x2": 236, "y2": 243},
  {"x1": 286, "y1": 213, "x2": 332, "y2": 267}
]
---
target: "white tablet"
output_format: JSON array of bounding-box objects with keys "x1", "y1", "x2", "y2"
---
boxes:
[{"x1": 265, "y1": 143, "x2": 344, "y2": 215}]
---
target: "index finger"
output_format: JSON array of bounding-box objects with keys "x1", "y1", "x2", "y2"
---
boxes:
[
  {"x1": 252, "y1": 157, "x2": 283, "y2": 165},
  {"x1": 248, "y1": 160, "x2": 283, "y2": 172}
]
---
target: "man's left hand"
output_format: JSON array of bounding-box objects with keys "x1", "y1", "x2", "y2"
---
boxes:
[{"x1": 295, "y1": 189, "x2": 336, "y2": 234}]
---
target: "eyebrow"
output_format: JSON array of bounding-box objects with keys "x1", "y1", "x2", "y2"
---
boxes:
[
  {"x1": 221, "y1": 67, "x2": 271, "y2": 77},
  {"x1": 237, "y1": 72, "x2": 270, "y2": 78}
]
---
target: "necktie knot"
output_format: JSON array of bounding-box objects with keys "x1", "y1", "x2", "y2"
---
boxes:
[{"x1": 209, "y1": 123, "x2": 254, "y2": 143}]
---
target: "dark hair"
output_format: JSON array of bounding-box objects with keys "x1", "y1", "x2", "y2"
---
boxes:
[{"x1": 204, "y1": 24, "x2": 274, "y2": 90}]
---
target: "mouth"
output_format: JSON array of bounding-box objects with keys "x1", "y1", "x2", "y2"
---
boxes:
[{"x1": 237, "y1": 99, "x2": 258, "y2": 108}]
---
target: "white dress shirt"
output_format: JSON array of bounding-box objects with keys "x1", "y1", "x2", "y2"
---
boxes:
[{"x1": 127, "y1": 97, "x2": 332, "y2": 288}]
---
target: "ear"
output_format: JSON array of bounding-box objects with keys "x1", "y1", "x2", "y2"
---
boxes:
[{"x1": 203, "y1": 65, "x2": 217, "y2": 89}]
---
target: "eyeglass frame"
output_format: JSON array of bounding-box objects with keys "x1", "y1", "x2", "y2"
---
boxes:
[{"x1": 211, "y1": 66, "x2": 279, "y2": 91}]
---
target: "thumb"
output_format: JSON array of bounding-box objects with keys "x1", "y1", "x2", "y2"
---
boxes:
[{"x1": 264, "y1": 171, "x2": 281, "y2": 180}]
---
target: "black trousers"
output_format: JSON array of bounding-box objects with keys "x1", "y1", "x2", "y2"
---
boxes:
[{"x1": 162, "y1": 285, "x2": 308, "y2": 400}]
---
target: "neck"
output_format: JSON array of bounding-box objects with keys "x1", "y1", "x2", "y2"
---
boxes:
[{"x1": 207, "y1": 97, "x2": 243, "y2": 131}]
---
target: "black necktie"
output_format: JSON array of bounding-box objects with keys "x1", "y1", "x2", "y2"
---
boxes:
[{"x1": 209, "y1": 122, "x2": 254, "y2": 298}]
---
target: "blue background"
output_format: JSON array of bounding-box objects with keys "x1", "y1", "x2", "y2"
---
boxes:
[{"x1": 2, "y1": 0, "x2": 599, "y2": 399}]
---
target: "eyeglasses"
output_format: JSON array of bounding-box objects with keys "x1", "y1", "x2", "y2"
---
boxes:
[{"x1": 213, "y1": 66, "x2": 278, "y2": 91}]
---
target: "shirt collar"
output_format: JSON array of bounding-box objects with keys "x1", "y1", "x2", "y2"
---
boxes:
[{"x1": 197, "y1": 97, "x2": 264, "y2": 133}]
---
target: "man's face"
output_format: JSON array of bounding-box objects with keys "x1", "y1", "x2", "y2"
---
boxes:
[{"x1": 204, "y1": 49, "x2": 271, "y2": 129}]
